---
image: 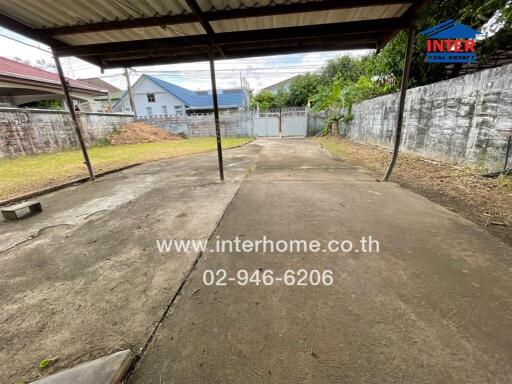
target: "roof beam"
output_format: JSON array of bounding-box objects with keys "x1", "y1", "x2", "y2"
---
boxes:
[
  {"x1": 39, "y1": 0, "x2": 412, "y2": 36},
  {"x1": 184, "y1": 0, "x2": 215, "y2": 36},
  {"x1": 98, "y1": 41, "x2": 378, "y2": 69},
  {"x1": 0, "y1": 12, "x2": 67, "y2": 47},
  {"x1": 401, "y1": 0, "x2": 430, "y2": 18},
  {"x1": 375, "y1": 0, "x2": 428, "y2": 49},
  {"x1": 0, "y1": 12, "x2": 104, "y2": 68},
  {"x1": 53, "y1": 17, "x2": 409, "y2": 57},
  {"x1": 95, "y1": 30, "x2": 384, "y2": 60}
]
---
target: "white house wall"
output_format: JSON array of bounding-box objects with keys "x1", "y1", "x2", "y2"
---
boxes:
[{"x1": 114, "y1": 76, "x2": 186, "y2": 117}]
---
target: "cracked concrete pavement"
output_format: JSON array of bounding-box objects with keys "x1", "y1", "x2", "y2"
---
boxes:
[
  {"x1": 0, "y1": 143, "x2": 260, "y2": 383},
  {"x1": 2, "y1": 138, "x2": 512, "y2": 384},
  {"x1": 129, "y1": 139, "x2": 512, "y2": 384}
]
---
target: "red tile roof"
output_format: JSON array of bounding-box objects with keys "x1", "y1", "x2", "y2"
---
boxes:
[{"x1": 0, "y1": 56, "x2": 104, "y2": 93}]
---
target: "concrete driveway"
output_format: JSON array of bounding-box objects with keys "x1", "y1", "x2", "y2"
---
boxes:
[
  {"x1": 129, "y1": 139, "x2": 512, "y2": 384},
  {"x1": 2, "y1": 139, "x2": 512, "y2": 384},
  {"x1": 0, "y1": 143, "x2": 259, "y2": 383}
]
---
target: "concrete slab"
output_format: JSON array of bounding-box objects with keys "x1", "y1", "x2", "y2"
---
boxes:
[
  {"x1": 0, "y1": 143, "x2": 261, "y2": 383},
  {"x1": 32, "y1": 350, "x2": 133, "y2": 384},
  {"x1": 129, "y1": 139, "x2": 512, "y2": 384}
]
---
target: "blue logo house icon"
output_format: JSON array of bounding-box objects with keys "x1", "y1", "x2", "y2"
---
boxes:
[{"x1": 420, "y1": 19, "x2": 481, "y2": 63}]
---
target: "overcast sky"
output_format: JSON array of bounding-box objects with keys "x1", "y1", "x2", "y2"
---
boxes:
[{"x1": 0, "y1": 27, "x2": 370, "y2": 92}]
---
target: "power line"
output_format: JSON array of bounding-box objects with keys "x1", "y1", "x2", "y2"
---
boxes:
[{"x1": 0, "y1": 32, "x2": 52, "y2": 54}]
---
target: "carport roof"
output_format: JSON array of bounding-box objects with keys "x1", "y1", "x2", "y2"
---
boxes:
[{"x1": 0, "y1": 0, "x2": 428, "y2": 68}]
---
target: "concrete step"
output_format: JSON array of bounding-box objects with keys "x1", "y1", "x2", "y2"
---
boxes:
[{"x1": 31, "y1": 350, "x2": 134, "y2": 384}]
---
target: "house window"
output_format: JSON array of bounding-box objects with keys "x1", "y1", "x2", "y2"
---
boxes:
[
  {"x1": 162, "y1": 106, "x2": 168, "y2": 116},
  {"x1": 146, "y1": 107, "x2": 153, "y2": 116},
  {"x1": 146, "y1": 93, "x2": 156, "y2": 103},
  {"x1": 175, "y1": 105, "x2": 184, "y2": 116}
]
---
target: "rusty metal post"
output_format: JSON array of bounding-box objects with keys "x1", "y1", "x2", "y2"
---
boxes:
[
  {"x1": 208, "y1": 44, "x2": 225, "y2": 181},
  {"x1": 383, "y1": 26, "x2": 415, "y2": 181},
  {"x1": 53, "y1": 51, "x2": 95, "y2": 181},
  {"x1": 504, "y1": 134, "x2": 512, "y2": 172}
]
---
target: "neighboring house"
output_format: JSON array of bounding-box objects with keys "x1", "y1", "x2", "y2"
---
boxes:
[
  {"x1": 262, "y1": 75, "x2": 300, "y2": 95},
  {"x1": 113, "y1": 75, "x2": 247, "y2": 117},
  {"x1": 0, "y1": 56, "x2": 106, "y2": 108},
  {"x1": 78, "y1": 77, "x2": 123, "y2": 112}
]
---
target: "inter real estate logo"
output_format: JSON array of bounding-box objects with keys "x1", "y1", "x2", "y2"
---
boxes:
[{"x1": 420, "y1": 19, "x2": 481, "y2": 63}]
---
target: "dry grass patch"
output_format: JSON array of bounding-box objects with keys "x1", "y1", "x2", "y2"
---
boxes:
[{"x1": 317, "y1": 136, "x2": 512, "y2": 245}]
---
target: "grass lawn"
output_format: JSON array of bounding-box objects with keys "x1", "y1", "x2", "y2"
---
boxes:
[{"x1": 0, "y1": 137, "x2": 252, "y2": 201}]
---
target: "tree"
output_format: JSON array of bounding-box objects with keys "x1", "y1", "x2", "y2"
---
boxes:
[
  {"x1": 375, "y1": 0, "x2": 511, "y2": 86},
  {"x1": 286, "y1": 73, "x2": 322, "y2": 107},
  {"x1": 250, "y1": 89, "x2": 277, "y2": 111},
  {"x1": 311, "y1": 76, "x2": 386, "y2": 136},
  {"x1": 321, "y1": 56, "x2": 364, "y2": 84},
  {"x1": 35, "y1": 58, "x2": 56, "y2": 72},
  {"x1": 309, "y1": 0, "x2": 511, "y2": 137},
  {"x1": 311, "y1": 79, "x2": 357, "y2": 135},
  {"x1": 274, "y1": 86, "x2": 289, "y2": 108}
]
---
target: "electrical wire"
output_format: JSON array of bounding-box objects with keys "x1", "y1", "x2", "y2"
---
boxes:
[
  {"x1": 0, "y1": 27, "x2": 364, "y2": 89},
  {"x1": 0, "y1": 32, "x2": 52, "y2": 53}
]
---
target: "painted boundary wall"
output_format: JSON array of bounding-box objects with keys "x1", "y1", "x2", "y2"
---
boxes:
[
  {"x1": 345, "y1": 63, "x2": 512, "y2": 171},
  {"x1": 136, "y1": 113, "x2": 253, "y2": 137}
]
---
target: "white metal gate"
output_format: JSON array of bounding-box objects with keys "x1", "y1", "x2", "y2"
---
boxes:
[
  {"x1": 253, "y1": 113, "x2": 279, "y2": 137},
  {"x1": 253, "y1": 108, "x2": 307, "y2": 137}
]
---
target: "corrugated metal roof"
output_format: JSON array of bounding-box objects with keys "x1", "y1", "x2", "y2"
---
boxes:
[
  {"x1": 0, "y1": 0, "x2": 191, "y2": 28},
  {"x1": 211, "y1": 5, "x2": 409, "y2": 33},
  {"x1": 0, "y1": 0, "x2": 427, "y2": 67},
  {"x1": 0, "y1": 0, "x2": 412, "y2": 44}
]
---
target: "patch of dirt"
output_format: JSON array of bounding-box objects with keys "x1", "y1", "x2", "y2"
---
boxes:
[
  {"x1": 109, "y1": 122, "x2": 182, "y2": 145},
  {"x1": 318, "y1": 137, "x2": 512, "y2": 246}
]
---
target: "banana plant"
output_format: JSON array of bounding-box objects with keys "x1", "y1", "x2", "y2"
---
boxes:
[{"x1": 311, "y1": 79, "x2": 358, "y2": 135}]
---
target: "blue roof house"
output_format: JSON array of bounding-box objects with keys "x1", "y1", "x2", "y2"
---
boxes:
[{"x1": 113, "y1": 74, "x2": 246, "y2": 116}]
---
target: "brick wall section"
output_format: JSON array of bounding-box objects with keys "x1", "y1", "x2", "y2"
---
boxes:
[
  {"x1": 345, "y1": 63, "x2": 512, "y2": 171},
  {"x1": 0, "y1": 108, "x2": 134, "y2": 158},
  {"x1": 136, "y1": 113, "x2": 253, "y2": 137}
]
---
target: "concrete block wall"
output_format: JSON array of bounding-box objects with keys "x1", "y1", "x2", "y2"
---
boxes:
[
  {"x1": 136, "y1": 113, "x2": 253, "y2": 137},
  {"x1": 0, "y1": 108, "x2": 133, "y2": 158},
  {"x1": 346, "y1": 64, "x2": 512, "y2": 171}
]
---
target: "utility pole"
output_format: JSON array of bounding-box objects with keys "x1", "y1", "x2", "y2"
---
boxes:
[
  {"x1": 124, "y1": 67, "x2": 137, "y2": 117},
  {"x1": 107, "y1": 91, "x2": 112, "y2": 113}
]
